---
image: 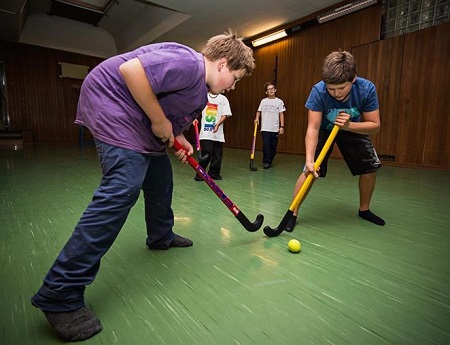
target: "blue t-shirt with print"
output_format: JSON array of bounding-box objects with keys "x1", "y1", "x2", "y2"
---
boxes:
[{"x1": 305, "y1": 77, "x2": 379, "y2": 130}]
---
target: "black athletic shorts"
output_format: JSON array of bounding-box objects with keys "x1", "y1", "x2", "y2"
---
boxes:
[{"x1": 315, "y1": 129, "x2": 382, "y2": 176}]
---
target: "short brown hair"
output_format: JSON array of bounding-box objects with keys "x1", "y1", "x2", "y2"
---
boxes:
[
  {"x1": 202, "y1": 30, "x2": 255, "y2": 76},
  {"x1": 322, "y1": 50, "x2": 357, "y2": 84},
  {"x1": 264, "y1": 81, "x2": 275, "y2": 91}
]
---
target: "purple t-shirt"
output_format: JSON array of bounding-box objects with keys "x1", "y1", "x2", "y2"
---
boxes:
[{"x1": 76, "y1": 43, "x2": 208, "y2": 154}]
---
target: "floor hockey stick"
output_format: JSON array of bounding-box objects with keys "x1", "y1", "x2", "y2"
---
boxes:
[
  {"x1": 263, "y1": 125, "x2": 340, "y2": 237},
  {"x1": 192, "y1": 120, "x2": 209, "y2": 161},
  {"x1": 249, "y1": 122, "x2": 258, "y2": 171},
  {"x1": 193, "y1": 120, "x2": 201, "y2": 152},
  {"x1": 173, "y1": 139, "x2": 264, "y2": 232}
]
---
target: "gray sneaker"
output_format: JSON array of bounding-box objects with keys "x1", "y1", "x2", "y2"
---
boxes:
[
  {"x1": 170, "y1": 234, "x2": 193, "y2": 247},
  {"x1": 147, "y1": 234, "x2": 193, "y2": 250}
]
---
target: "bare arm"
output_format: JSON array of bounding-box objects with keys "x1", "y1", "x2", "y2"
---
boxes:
[
  {"x1": 303, "y1": 110, "x2": 322, "y2": 175},
  {"x1": 342, "y1": 109, "x2": 381, "y2": 135},
  {"x1": 254, "y1": 111, "x2": 261, "y2": 124},
  {"x1": 119, "y1": 58, "x2": 174, "y2": 146},
  {"x1": 213, "y1": 115, "x2": 228, "y2": 133},
  {"x1": 278, "y1": 112, "x2": 285, "y2": 135}
]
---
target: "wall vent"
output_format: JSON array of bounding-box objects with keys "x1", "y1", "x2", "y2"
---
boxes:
[
  {"x1": 379, "y1": 154, "x2": 395, "y2": 162},
  {"x1": 59, "y1": 62, "x2": 89, "y2": 80}
]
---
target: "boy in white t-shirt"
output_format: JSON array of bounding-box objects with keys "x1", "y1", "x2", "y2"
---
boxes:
[
  {"x1": 254, "y1": 82, "x2": 286, "y2": 168},
  {"x1": 194, "y1": 92, "x2": 232, "y2": 180}
]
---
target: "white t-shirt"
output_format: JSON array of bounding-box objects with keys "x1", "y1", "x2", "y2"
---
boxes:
[
  {"x1": 199, "y1": 93, "x2": 232, "y2": 142},
  {"x1": 258, "y1": 97, "x2": 286, "y2": 132}
]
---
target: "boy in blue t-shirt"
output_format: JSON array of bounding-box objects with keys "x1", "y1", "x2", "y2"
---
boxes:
[{"x1": 287, "y1": 50, "x2": 385, "y2": 232}]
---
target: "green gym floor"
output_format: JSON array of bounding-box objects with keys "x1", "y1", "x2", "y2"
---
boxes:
[{"x1": 1, "y1": 145, "x2": 449, "y2": 345}]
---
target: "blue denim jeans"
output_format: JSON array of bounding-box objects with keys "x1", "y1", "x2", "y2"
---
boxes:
[{"x1": 32, "y1": 140, "x2": 175, "y2": 312}]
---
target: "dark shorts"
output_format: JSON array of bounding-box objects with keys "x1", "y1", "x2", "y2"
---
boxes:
[{"x1": 316, "y1": 129, "x2": 382, "y2": 176}]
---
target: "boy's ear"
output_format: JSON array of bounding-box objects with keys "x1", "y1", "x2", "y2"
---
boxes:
[{"x1": 218, "y1": 57, "x2": 228, "y2": 70}]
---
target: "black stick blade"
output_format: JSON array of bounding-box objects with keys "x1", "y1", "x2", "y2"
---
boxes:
[
  {"x1": 249, "y1": 160, "x2": 258, "y2": 171},
  {"x1": 236, "y1": 212, "x2": 264, "y2": 232},
  {"x1": 263, "y1": 210, "x2": 294, "y2": 237},
  {"x1": 197, "y1": 151, "x2": 210, "y2": 162}
]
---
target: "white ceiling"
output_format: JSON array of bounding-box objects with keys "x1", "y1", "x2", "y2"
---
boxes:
[{"x1": 1, "y1": 0, "x2": 345, "y2": 55}]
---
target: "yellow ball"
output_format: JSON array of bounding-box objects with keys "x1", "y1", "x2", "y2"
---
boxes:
[{"x1": 288, "y1": 239, "x2": 301, "y2": 253}]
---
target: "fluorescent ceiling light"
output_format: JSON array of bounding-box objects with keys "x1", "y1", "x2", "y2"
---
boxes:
[
  {"x1": 251, "y1": 29, "x2": 287, "y2": 47},
  {"x1": 317, "y1": 0, "x2": 378, "y2": 24},
  {"x1": 55, "y1": 0, "x2": 113, "y2": 12}
]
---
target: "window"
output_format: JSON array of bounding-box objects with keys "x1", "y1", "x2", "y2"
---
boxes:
[{"x1": 383, "y1": 0, "x2": 449, "y2": 38}]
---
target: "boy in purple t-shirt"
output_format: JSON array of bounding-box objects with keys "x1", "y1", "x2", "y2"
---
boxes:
[
  {"x1": 286, "y1": 50, "x2": 384, "y2": 232},
  {"x1": 31, "y1": 31, "x2": 255, "y2": 341}
]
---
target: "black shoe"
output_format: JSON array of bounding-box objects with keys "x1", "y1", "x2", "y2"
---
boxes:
[
  {"x1": 210, "y1": 174, "x2": 222, "y2": 180},
  {"x1": 194, "y1": 175, "x2": 202, "y2": 181},
  {"x1": 285, "y1": 215, "x2": 297, "y2": 232},
  {"x1": 263, "y1": 163, "x2": 270, "y2": 169},
  {"x1": 170, "y1": 234, "x2": 193, "y2": 247},
  {"x1": 147, "y1": 234, "x2": 193, "y2": 250}
]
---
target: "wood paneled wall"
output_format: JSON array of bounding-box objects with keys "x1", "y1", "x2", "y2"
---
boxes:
[
  {"x1": 226, "y1": 5, "x2": 383, "y2": 157},
  {"x1": 226, "y1": 6, "x2": 450, "y2": 170},
  {"x1": 353, "y1": 22, "x2": 450, "y2": 169},
  {"x1": 0, "y1": 42, "x2": 103, "y2": 143},
  {"x1": 398, "y1": 23, "x2": 450, "y2": 168},
  {"x1": 1, "y1": 4, "x2": 449, "y2": 170},
  {"x1": 353, "y1": 35, "x2": 404, "y2": 159}
]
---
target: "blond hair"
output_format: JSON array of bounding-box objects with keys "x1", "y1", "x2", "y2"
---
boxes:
[
  {"x1": 322, "y1": 50, "x2": 357, "y2": 84},
  {"x1": 202, "y1": 30, "x2": 255, "y2": 76}
]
